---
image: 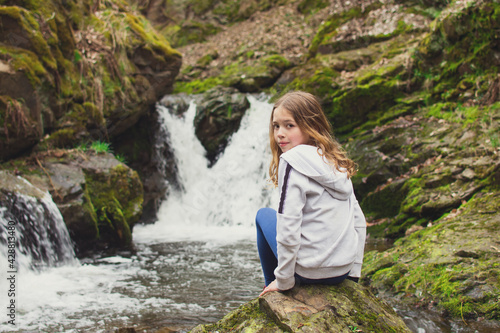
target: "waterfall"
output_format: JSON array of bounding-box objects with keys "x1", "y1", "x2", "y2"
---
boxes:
[
  {"x1": 134, "y1": 94, "x2": 278, "y2": 243},
  {"x1": 0, "y1": 176, "x2": 77, "y2": 272}
]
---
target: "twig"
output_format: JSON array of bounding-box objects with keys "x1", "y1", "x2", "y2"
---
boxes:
[{"x1": 36, "y1": 157, "x2": 62, "y2": 201}]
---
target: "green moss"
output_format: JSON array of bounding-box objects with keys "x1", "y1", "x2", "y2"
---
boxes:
[
  {"x1": 297, "y1": 0, "x2": 328, "y2": 14},
  {"x1": 124, "y1": 12, "x2": 181, "y2": 57},
  {"x1": 168, "y1": 20, "x2": 221, "y2": 47},
  {"x1": 0, "y1": 45, "x2": 48, "y2": 87},
  {"x1": 44, "y1": 128, "x2": 77, "y2": 149},
  {"x1": 0, "y1": 6, "x2": 57, "y2": 70},
  {"x1": 328, "y1": 78, "x2": 402, "y2": 134},
  {"x1": 177, "y1": 54, "x2": 291, "y2": 93},
  {"x1": 174, "y1": 77, "x2": 224, "y2": 94},
  {"x1": 309, "y1": 2, "x2": 385, "y2": 56},
  {"x1": 194, "y1": 298, "x2": 281, "y2": 332},
  {"x1": 361, "y1": 180, "x2": 409, "y2": 220},
  {"x1": 363, "y1": 190, "x2": 500, "y2": 320},
  {"x1": 84, "y1": 163, "x2": 143, "y2": 247}
]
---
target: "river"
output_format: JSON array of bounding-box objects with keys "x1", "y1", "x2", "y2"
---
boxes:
[{"x1": 0, "y1": 95, "x2": 492, "y2": 332}]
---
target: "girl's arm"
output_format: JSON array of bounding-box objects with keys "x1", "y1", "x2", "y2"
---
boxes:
[
  {"x1": 349, "y1": 198, "x2": 367, "y2": 278},
  {"x1": 274, "y1": 162, "x2": 308, "y2": 290}
]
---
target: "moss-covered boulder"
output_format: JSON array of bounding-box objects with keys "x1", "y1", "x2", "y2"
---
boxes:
[
  {"x1": 4, "y1": 149, "x2": 143, "y2": 255},
  {"x1": 191, "y1": 281, "x2": 411, "y2": 332},
  {"x1": 176, "y1": 53, "x2": 292, "y2": 94},
  {"x1": 362, "y1": 189, "x2": 500, "y2": 321},
  {"x1": 194, "y1": 86, "x2": 250, "y2": 163},
  {"x1": 0, "y1": 0, "x2": 181, "y2": 160}
]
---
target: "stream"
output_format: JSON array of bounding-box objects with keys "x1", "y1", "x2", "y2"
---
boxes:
[{"x1": 0, "y1": 95, "x2": 494, "y2": 333}]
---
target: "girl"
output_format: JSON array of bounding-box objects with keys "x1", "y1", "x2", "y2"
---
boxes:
[{"x1": 256, "y1": 91, "x2": 366, "y2": 296}]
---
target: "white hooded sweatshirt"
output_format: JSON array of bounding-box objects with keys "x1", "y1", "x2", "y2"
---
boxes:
[{"x1": 274, "y1": 144, "x2": 366, "y2": 290}]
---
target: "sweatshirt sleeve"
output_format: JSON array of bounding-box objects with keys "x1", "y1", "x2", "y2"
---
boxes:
[
  {"x1": 349, "y1": 197, "x2": 367, "y2": 278},
  {"x1": 274, "y1": 162, "x2": 308, "y2": 290}
]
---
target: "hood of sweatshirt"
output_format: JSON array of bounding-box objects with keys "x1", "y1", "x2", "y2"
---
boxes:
[{"x1": 280, "y1": 144, "x2": 353, "y2": 200}]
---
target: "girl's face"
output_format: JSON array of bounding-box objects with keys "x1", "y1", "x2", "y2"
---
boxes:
[{"x1": 272, "y1": 106, "x2": 310, "y2": 153}]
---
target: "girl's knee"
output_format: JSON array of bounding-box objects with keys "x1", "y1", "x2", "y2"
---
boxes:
[{"x1": 256, "y1": 207, "x2": 276, "y2": 226}]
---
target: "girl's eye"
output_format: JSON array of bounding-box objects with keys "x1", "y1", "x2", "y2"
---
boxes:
[
  {"x1": 287, "y1": 124, "x2": 294, "y2": 128},
  {"x1": 273, "y1": 124, "x2": 279, "y2": 129}
]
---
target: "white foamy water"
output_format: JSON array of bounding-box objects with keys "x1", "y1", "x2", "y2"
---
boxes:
[{"x1": 134, "y1": 94, "x2": 278, "y2": 243}]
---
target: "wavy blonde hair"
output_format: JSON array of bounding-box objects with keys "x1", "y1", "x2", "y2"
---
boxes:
[{"x1": 269, "y1": 91, "x2": 357, "y2": 187}]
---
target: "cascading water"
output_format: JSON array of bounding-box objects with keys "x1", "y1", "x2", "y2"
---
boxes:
[
  {"x1": 0, "y1": 183, "x2": 77, "y2": 272},
  {"x1": 134, "y1": 94, "x2": 278, "y2": 243}
]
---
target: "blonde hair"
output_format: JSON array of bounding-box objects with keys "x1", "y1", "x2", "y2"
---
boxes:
[{"x1": 269, "y1": 91, "x2": 357, "y2": 187}]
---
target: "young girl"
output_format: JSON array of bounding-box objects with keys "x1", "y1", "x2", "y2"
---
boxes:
[{"x1": 256, "y1": 91, "x2": 366, "y2": 296}]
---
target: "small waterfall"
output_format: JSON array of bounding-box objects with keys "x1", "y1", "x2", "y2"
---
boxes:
[
  {"x1": 134, "y1": 94, "x2": 278, "y2": 243},
  {"x1": 0, "y1": 175, "x2": 77, "y2": 271}
]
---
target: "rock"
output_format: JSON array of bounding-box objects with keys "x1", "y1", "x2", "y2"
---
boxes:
[
  {"x1": 194, "y1": 87, "x2": 250, "y2": 164},
  {"x1": 112, "y1": 108, "x2": 180, "y2": 224},
  {"x1": 405, "y1": 224, "x2": 424, "y2": 236},
  {"x1": 0, "y1": 1, "x2": 181, "y2": 159},
  {"x1": 362, "y1": 191, "x2": 500, "y2": 320},
  {"x1": 315, "y1": 3, "x2": 430, "y2": 55},
  {"x1": 159, "y1": 93, "x2": 192, "y2": 115},
  {"x1": 20, "y1": 150, "x2": 143, "y2": 255},
  {"x1": 191, "y1": 281, "x2": 411, "y2": 332}
]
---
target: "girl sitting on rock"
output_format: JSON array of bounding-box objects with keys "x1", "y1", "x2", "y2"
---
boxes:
[{"x1": 257, "y1": 91, "x2": 366, "y2": 296}]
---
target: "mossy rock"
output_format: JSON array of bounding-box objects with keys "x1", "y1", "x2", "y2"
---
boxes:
[
  {"x1": 0, "y1": 95, "x2": 41, "y2": 160},
  {"x1": 167, "y1": 20, "x2": 221, "y2": 47},
  {"x1": 362, "y1": 190, "x2": 500, "y2": 321},
  {"x1": 84, "y1": 161, "x2": 143, "y2": 247},
  {"x1": 1, "y1": 0, "x2": 182, "y2": 157},
  {"x1": 7, "y1": 149, "x2": 144, "y2": 254},
  {"x1": 194, "y1": 86, "x2": 250, "y2": 163},
  {"x1": 176, "y1": 54, "x2": 291, "y2": 94},
  {"x1": 192, "y1": 281, "x2": 411, "y2": 332},
  {"x1": 0, "y1": 6, "x2": 57, "y2": 70},
  {"x1": 413, "y1": 0, "x2": 500, "y2": 96}
]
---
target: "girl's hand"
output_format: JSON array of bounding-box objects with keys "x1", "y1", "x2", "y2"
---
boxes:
[{"x1": 260, "y1": 280, "x2": 279, "y2": 296}]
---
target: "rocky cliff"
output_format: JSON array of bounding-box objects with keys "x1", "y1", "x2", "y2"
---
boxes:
[{"x1": 0, "y1": 0, "x2": 181, "y2": 249}]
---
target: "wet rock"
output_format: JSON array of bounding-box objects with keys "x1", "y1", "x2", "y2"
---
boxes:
[
  {"x1": 159, "y1": 93, "x2": 192, "y2": 115},
  {"x1": 191, "y1": 281, "x2": 411, "y2": 332},
  {"x1": 194, "y1": 87, "x2": 250, "y2": 164},
  {"x1": 21, "y1": 150, "x2": 143, "y2": 255}
]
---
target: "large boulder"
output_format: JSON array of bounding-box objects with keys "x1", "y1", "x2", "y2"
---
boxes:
[
  {"x1": 191, "y1": 281, "x2": 411, "y2": 332},
  {"x1": 194, "y1": 87, "x2": 250, "y2": 164},
  {"x1": 0, "y1": 0, "x2": 181, "y2": 160},
  {"x1": 16, "y1": 150, "x2": 144, "y2": 255},
  {"x1": 362, "y1": 189, "x2": 500, "y2": 321}
]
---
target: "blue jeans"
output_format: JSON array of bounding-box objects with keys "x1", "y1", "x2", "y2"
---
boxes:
[{"x1": 255, "y1": 207, "x2": 350, "y2": 288}]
